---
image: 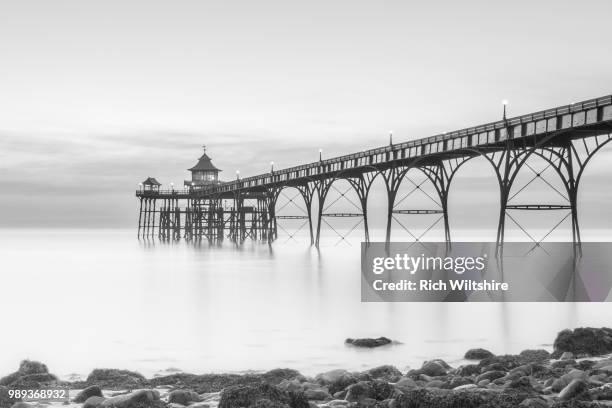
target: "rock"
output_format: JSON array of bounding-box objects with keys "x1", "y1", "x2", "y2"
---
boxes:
[
  {"x1": 344, "y1": 337, "x2": 392, "y2": 348},
  {"x1": 419, "y1": 360, "x2": 449, "y2": 377},
  {"x1": 9, "y1": 403, "x2": 35, "y2": 408},
  {"x1": 452, "y1": 384, "x2": 477, "y2": 391},
  {"x1": 326, "y1": 400, "x2": 348, "y2": 407},
  {"x1": 590, "y1": 383, "x2": 612, "y2": 400},
  {"x1": 314, "y1": 370, "x2": 357, "y2": 395},
  {"x1": 519, "y1": 349, "x2": 551, "y2": 363},
  {"x1": 261, "y1": 370, "x2": 303, "y2": 386},
  {"x1": 424, "y1": 380, "x2": 444, "y2": 389},
  {"x1": 464, "y1": 349, "x2": 494, "y2": 360},
  {"x1": 218, "y1": 384, "x2": 308, "y2": 408},
  {"x1": 83, "y1": 396, "x2": 106, "y2": 408},
  {"x1": 391, "y1": 388, "x2": 530, "y2": 408},
  {"x1": 250, "y1": 400, "x2": 289, "y2": 408},
  {"x1": 74, "y1": 386, "x2": 103, "y2": 403},
  {"x1": 345, "y1": 382, "x2": 373, "y2": 402},
  {"x1": 560, "y1": 352, "x2": 575, "y2": 360},
  {"x1": 477, "y1": 379, "x2": 490, "y2": 387},
  {"x1": 187, "y1": 403, "x2": 210, "y2": 408},
  {"x1": 552, "y1": 360, "x2": 577, "y2": 370},
  {"x1": 476, "y1": 370, "x2": 506, "y2": 383},
  {"x1": 86, "y1": 369, "x2": 147, "y2": 389},
  {"x1": 16, "y1": 361, "x2": 48, "y2": 376},
  {"x1": 558, "y1": 379, "x2": 589, "y2": 401},
  {"x1": 1, "y1": 386, "x2": 16, "y2": 408},
  {"x1": 168, "y1": 391, "x2": 202, "y2": 406},
  {"x1": 0, "y1": 360, "x2": 58, "y2": 388},
  {"x1": 447, "y1": 377, "x2": 473, "y2": 389},
  {"x1": 553, "y1": 327, "x2": 612, "y2": 357},
  {"x1": 366, "y1": 366, "x2": 402, "y2": 383},
  {"x1": 519, "y1": 397, "x2": 549, "y2": 408},
  {"x1": 302, "y1": 389, "x2": 330, "y2": 401},
  {"x1": 151, "y1": 371, "x2": 301, "y2": 394},
  {"x1": 506, "y1": 376, "x2": 534, "y2": 393},
  {"x1": 168, "y1": 404, "x2": 186, "y2": 408},
  {"x1": 456, "y1": 365, "x2": 480, "y2": 377},
  {"x1": 99, "y1": 390, "x2": 162, "y2": 408},
  {"x1": 331, "y1": 391, "x2": 346, "y2": 400},
  {"x1": 393, "y1": 377, "x2": 417, "y2": 393},
  {"x1": 552, "y1": 370, "x2": 587, "y2": 393},
  {"x1": 478, "y1": 355, "x2": 522, "y2": 372}
]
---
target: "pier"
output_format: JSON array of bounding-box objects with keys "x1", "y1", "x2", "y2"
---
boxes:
[{"x1": 136, "y1": 94, "x2": 612, "y2": 252}]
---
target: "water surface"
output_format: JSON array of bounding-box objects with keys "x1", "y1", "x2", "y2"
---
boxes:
[{"x1": 0, "y1": 229, "x2": 609, "y2": 379}]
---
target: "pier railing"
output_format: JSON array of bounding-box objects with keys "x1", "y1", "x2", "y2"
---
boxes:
[
  {"x1": 209, "y1": 94, "x2": 612, "y2": 193},
  {"x1": 136, "y1": 94, "x2": 612, "y2": 198}
]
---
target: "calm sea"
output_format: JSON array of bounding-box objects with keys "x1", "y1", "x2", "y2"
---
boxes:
[{"x1": 0, "y1": 228, "x2": 609, "y2": 380}]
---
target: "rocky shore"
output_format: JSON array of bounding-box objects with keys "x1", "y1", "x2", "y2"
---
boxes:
[{"x1": 2, "y1": 327, "x2": 612, "y2": 408}]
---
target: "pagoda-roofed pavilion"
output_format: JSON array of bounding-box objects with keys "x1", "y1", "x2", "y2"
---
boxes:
[
  {"x1": 141, "y1": 177, "x2": 161, "y2": 192},
  {"x1": 185, "y1": 146, "x2": 222, "y2": 188}
]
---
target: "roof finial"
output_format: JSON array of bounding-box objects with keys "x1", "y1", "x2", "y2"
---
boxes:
[{"x1": 202, "y1": 145, "x2": 207, "y2": 153}]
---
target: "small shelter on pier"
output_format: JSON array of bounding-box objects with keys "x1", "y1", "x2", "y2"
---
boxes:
[
  {"x1": 142, "y1": 177, "x2": 161, "y2": 192},
  {"x1": 185, "y1": 146, "x2": 222, "y2": 188}
]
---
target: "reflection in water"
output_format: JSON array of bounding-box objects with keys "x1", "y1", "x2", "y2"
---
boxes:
[{"x1": 0, "y1": 229, "x2": 605, "y2": 380}]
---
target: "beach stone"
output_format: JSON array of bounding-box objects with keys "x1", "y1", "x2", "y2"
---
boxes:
[
  {"x1": 447, "y1": 376, "x2": 473, "y2": 389},
  {"x1": 419, "y1": 360, "x2": 449, "y2": 377},
  {"x1": 99, "y1": 390, "x2": 161, "y2": 408},
  {"x1": 366, "y1": 366, "x2": 402, "y2": 382},
  {"x1": 553, "y1": 327, "x2": 612, "y2": 357},
  {"x1": 344, "y1": 337, "x2": 392, "y2": 348},
  {"x1": 83, "y1": 396, "x2": 106, "y2": 408},
  {"x1": 561, "y1": 352, "x2": 575, "y2": 360},
  {"x1": 277, "y1": 380, "x2": 302, "y2": 393},
  {"x1": 506, "y1": 376, "x2": 534, "y2": 393},
  {"x1": 393, "y1": 377, "x2": 417, "y2": 393},
  {"x1": 187, "y1": 404, "x2": 210, "y2": 408},
  {"x1": 169, "y1": 390, "x2": 202, "y2": 405},
  {"x1": 86, "y1": 369, "x2": 147, "y2": 389},
  {"x1": 552, "y1": 370, "x2": 588, "y2": 393},
  {"x1": 1, "y1": 386, "x2": 15, "y2": 408},
  {"x1": 519, "y1": 349, "x2": 551, "y2": 363},
  {"x1": 218, "y1": 384, "x2": 308, "y2": 408},
  {"x1": 302, "y1": 388, "x2": 330, "y2": 401},
  {"x1": 477, "y1": 379, "x2": 490, "y2": 387},
  {"x1": 331, "y1": 391, "x2": 346, "y2": 400},
  {"x1": 314, "y1": 370, "x2": 357, "y2": 395},
  {"x1": 476, "y1": 370, "x2": 506, "y2": 383},
  {"x1": 464, "y1": 348, "x2": 494, "y2": 360},
  {"x1": 552, "y1": 360, "x2": 577, "y2": 370},
  {"x1": 424, "y1": 380, "x2": 444, "y2": 389},
  {"x1": 559, "y1": 379, "x2": 589, "y2": 401},
  {"x1": 74, "y1": 386, "x2": 103, "y2": 403},
  {"x1": 519, "y1": 397, "x2": 548, "y2": 408},
  {"x1": 250, "y1": 400, "x2": 289, "y2": 408},
  {"x1": 478, "y1": 355, "x2": 522, "y2": 372},
  {"x1": 261, "y1": 370, "x2": 303, "y2": 385},
  {"x1": 452, "y1": 384, "x2": 477, "y2": 391},
  {"x1": 456, "y1": 364, "x2": 480, "y2": 377},
  {"x1": 590, "y1": 383, "x2": 612, "y2": 400},
  {"x1": 391, "y1": 387, "x2": 529, "y2": 408},
  {"x1": 0, "y1": 360, "x2": 58, "y2": 389},
  {"x1": 326, "y1": 400, "x2": 348, "y2": 407},
  {"x1": 168, "y1": 404, "x2": 186, "y2": 408},
  {"x1": 344, "y1": 382, "x2": 373, "y2": 402}
]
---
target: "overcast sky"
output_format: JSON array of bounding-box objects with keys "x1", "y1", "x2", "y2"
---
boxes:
[{"x1": 1, "y1": 0, "x2": 612, "y2": 230}]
